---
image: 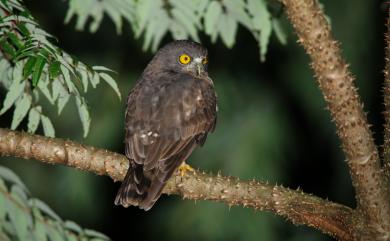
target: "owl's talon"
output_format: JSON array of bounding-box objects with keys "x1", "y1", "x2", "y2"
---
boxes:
[{"x1": 178, "y1": 162, "x2": 194, "y2": 177}]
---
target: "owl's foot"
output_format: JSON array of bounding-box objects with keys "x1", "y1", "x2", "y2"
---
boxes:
[{"x1": 178, "y1": 162, "x2": 194, "y2": 177}]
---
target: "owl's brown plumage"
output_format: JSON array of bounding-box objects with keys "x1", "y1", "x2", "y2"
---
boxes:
[{"x1": 115, "y1": 40, "x2": 217, "y2": 210}]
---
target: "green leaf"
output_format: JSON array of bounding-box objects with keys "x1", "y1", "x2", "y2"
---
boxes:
[
  {"x1": 204, "y1": 1, "x2": 222, "y2": 35},
  {"x1": 40, "y1": 114, "x2": 55, "y2": 137},
  {"x1": 30, "y1": 198, "x2": 62, "y2": 222},
  {"x1": 79, "y1": 69, "x2": 88, "y2": 92},
  {"x1": 2, "y1": 220, "x2": 17, "y2": 237},
  {"x1": 8, "y1": 32, "x2": 23, "y2": 49},
  {"x1": 0, "y1": 58, "x2": 10, "y2": 80},
  {"x1": 103, "y1": 1, "x2": 123, "y2": 34},
  {"x1": 64, "y1": 220, "x2": 82, "y2": 234},
  {"x1": 32, "y1": 55, "x2": 46, "y2": 87},
  {"x1": 89, "y1": 6, "x2": 104, "y2": 33},
  {"x1": 10, "y1": 185, "x2": 28, "y2": 205},
  {"x1": 151, "y1": 13, "x2": 169, "y2": 51},
  {"x1": 84, "y1": 229, "x2": 110, "y2": 240},
  {"x1": 61, "y1": 65, "x2": 77, "y2": 93},
  {"x1": 65, "y1": 232, "x2": 79, "y2": 241},
  {"x1": 171, "y1": 8, "x2": 199, "y2": 42},
  {"x1": 16, "y1": 22, "x2": 30, "y2": 36},
  {"x1": 0, "y1": 39, "x2": 16, "y2": 58},
  {"x1": 171, "y1": 0, "x2": 200, "y2": 28},
  {"x1": 272, "y1": 18, "x2": 287, "y2": 45},
  {"x1": 27, "y1": 106, "x2": 41, "y2": 133},
  {"x1": 23, "y1": 56, "x2": 37, "y2": 79},
  {"x1": 258, "y1": 24, "x2": 272, "y2": 61},
  {"x1": 47, "y1": 224, "x2": 66, "y2": 241},
  {"x1": 64, "y1": 6, "x2": 75, "y2": 24},
  {"x1": 247, "y1": 0, "x2": 272, "y2": 61},
  {"x1": 0, "y1": 0, "x2": 10, "y2": 10},
  {"x1": 99, "y1": 72, "x2": 121, "y2": 100},
  {"x1": 76, "y1": 97, "x2": 91, "y2": 138},
  {"x1": 91, "y1": 66, "x2": 115, "y2": 73},
  {"x1": 0, "y1": 179, "x2": 7, "y2": 220},
  {"x1": 0, "y1": 74, "x2": 25, "y2": 115},
  {"x1": 13, "y1": 60, "x2": 24, "y2": 83},
  {"x1": 0, "y1": 166, "x2": 28, "y2": 192},
  {"x1": 141, "y1": 10, "x2": 161, "y2": 51},
  {"x1": 218, "y1": 13, "x2": 238, "y2": 48},
  {"x1": 14, "y1": 47, "x2": 35, "y2": 61},
  {"x1": 7, "y1": 191, "x2": 32, "y2": 241},
  {"x1": 52, "y1": 79, "x2": 70, "y2": 115},
  {"x1": 0, "y1": 177, "x2": 7, "y2": 191},
  {"x1": 33, "y1": 219, "x2": 48, "y2": 241},
  {"x1": 49, "y1": 61, "x2": 61, "y2": 79},
  {"x1": 224, "y1": 0, "x2": 252, "y2": 29},
  {"x1": 91, "y1": 72, "x2": 100, "y2": 88},
  {"x1": 11, "y1": 93, "x2": 32, "y2": 130},
  {"x1": 135, "y1": 0, "x2": 154, "y2": 37},
  {"x1": 38, "y1": 75, "x2": 55, "y2": 104}
]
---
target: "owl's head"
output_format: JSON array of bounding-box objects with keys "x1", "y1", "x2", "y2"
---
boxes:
[{"x1": 149, "y1": 40, "x2": 209, "y2": 77}]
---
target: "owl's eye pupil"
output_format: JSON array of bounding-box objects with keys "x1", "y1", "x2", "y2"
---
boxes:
[{"x1": 179, "y1": 54, "x2": 191, "y2": 65}]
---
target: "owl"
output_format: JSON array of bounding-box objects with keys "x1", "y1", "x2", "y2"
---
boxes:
[{"x1": 115, "y1": 40, "x2": 217, "y2": 210}]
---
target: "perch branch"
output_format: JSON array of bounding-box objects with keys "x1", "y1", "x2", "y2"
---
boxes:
[
  {"x1": 282, "y1": 0, "x2": 390, "y2": 237},
  {"x1": 383, "y1": 6, "x2": 390, "y2": 178},
  {"x1": 0, "y1": 128, "x2": 355, "y2": 240}
]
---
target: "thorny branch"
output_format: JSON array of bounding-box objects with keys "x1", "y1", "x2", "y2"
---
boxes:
[
  {"x1": 282, "y1": 0, "x2": 390, "y2": 239},
  {"x1": 383, "y1": 4, "x2": 390, "y2": 179},
  {"x1": 0, "y1": 128, "x2": 354, "y2": 240}
]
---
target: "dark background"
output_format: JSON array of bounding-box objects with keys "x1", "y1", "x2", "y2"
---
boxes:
[{"x1": 0, "y1": 0, "x2": 387, "y2": 240}]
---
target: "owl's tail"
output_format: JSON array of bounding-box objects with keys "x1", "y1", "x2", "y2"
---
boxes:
[{"x1": 114, "y1": 162, "x2": 165, "y2": 211}]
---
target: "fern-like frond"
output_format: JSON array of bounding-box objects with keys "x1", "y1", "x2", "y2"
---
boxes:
[
  {"x1": 64, "y1": 0, "x2": 288, "y2": 60},
  {"x1": 0, "y1": 165, "x2": 111, "y2": 241},
  {"x1": 0, "y1": 0, "x2": 121, "y2": 137}
]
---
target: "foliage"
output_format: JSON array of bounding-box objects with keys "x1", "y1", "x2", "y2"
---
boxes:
[
  {"x1": 0, "y1": 0, "x2": 287, "y2": 138},
  {"x1": 0, "y1": 165, "x2": 110, "y2": 241},
  {"x1": 0, "y1": 0, "x2": 121, "y2": 138},
  {"x1": 65, "y1": 0, "x2": 287, "y2": 61}
]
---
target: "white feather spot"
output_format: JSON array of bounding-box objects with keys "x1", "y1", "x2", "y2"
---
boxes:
[
  {"x1": 147, "y1": 131, "x2": 153, "y2": 136},
  {"x1": 151, "y1": 96, "x2": 159, "y2": 106}
]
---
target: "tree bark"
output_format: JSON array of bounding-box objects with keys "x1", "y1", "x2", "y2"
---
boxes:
[
  {"x1": 383, "y1": 5, "x2": 390, "y2": 180},
  {"x1": 0, "y1": 128, "x2": 355, "y2": 240},
  {"x1": 282, "y1": 0, "x2": 390, "y2": 238}
]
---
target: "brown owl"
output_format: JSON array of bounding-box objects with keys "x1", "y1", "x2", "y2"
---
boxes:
[{"x1": 115, "y1": 40, "x2": 217, "y2": 210}]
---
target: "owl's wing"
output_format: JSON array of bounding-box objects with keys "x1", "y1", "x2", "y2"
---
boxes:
[
  {"x1": 123, "y1": 73, "x2": 216, "y2": 209},
  {"x1": 126, "y1": 72, "x2": 216, "y2": 167}
]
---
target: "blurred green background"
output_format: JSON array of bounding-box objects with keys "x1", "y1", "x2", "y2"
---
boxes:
[{"x1": 0, "y1": 0, "x2": 387, "y2": 240}]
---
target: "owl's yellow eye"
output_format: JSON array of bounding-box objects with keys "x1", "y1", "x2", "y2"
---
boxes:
[
  {"x1": 202, "y1": 57, "x2": 208, "y2": 65},
  {"x1": 179, "y1": 54, "x2": 191, "y2": 65}
]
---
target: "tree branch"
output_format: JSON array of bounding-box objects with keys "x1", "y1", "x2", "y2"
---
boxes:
[
  {"x1": 281, "y1": 0, "x2": 390, "y2": 238},
  {"x1": 383, "y1": 6, "x2": 390, "y2": 178},
  {"x1": 0, "y1": 128, "x2": 355, "y2": 240}
]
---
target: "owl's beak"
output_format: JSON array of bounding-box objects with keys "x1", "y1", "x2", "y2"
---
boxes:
[{"x1": 194, "y1": 57, "x2": 203, "y2": 76}]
